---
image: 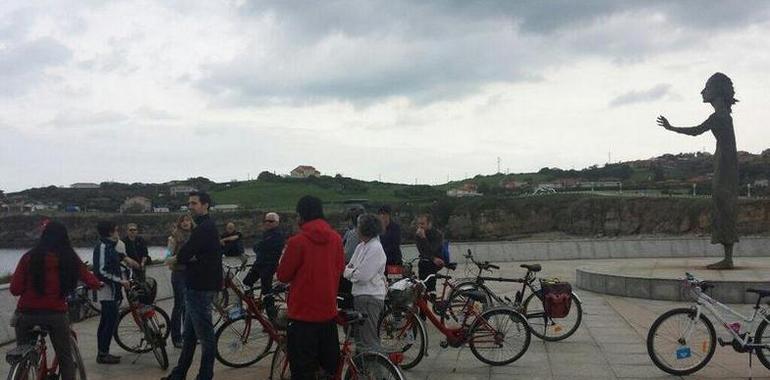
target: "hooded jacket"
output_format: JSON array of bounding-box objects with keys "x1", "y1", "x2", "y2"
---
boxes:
[{"x1": 277, "y1": 219, "x2": 344, "y2": 322}]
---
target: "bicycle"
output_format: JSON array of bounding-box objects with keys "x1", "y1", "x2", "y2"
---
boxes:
[
  {"x1": 445, "y1": 249, "x2": 583, "y2": 341},
  {"x1": 67, "y1": 284, "x2": 102, "y2": 323},
  {"x1": 212, "y1": 262, "x2": 252, "y2": 327},
  {"x1": 6, "y1": 325, "x2": 87, "y2": 380},
  {"x1": 214, "y1": 271, "x2": 288, "y2": 369},
  {"x1": 270, "y1": 310, "x2": 405, "y2": 380},
  {"x1": 112, "y1": 271, "x2": 170, "y2": 369},
  {"x1": 646, "y1": 272, "x2": 770, "y2": 376},
  {"x1": 378, "y1": 271, "x2": 531, "y2": 369}
]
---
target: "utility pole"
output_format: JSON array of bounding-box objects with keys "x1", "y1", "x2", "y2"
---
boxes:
[
  {"x1": 748, "y1": 183, "x2": 752, "y2": 198},
  {"x1": 608, "y1": 150, "x2": 612, "y2": 164},
  {"x1": 692, "y1": 183, "x2": 696, "y2": 196}
]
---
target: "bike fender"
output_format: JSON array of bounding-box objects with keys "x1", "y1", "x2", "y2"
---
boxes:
[{"x1": 570, "y1": 291, "x2": 583, "y2": 304}]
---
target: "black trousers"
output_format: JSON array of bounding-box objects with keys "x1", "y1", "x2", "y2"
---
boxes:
[
  {"x1": 16, "y1": 312, "x2": 76, "y2": 380},
  {"x1": 287, "y1": 319, "x2": 339, "y2": 380},
  {"x1": 338, "y1": 277, "x2": 353, "y2": 310},
  {"x1": 418, "y1": 259, "x2": 440, "y2": 292}
]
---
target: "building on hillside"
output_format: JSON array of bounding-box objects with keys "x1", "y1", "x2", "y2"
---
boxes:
[
  {"x1": 290, "y1": 165, "x2": 321, "y2": 178},
  {"x1": 153, "y1": 207, "x2": 170, "y2": 213},
  {"x1": 501, "y1": 179, "x2": 529, "y2": 190},
  {"x1": 169, "y1": 185, "x2": 197, "y2": 196},
  {"x1": 559, "y1": 178, "x2": 581, "y2": 188},
  {"x1": 0, "y1": 203, "x2": 8, "y2": 213},
  {"x1": 754, "y1": 179, "x2": 769, "y2": 187},
  {"x1": 70, "y1": 183, "x2": 100, "y2": 189},
  {"x1": 213, "y1": 204, "x2": 239, "y2": 212},
  {"x1": 447, "y1": 183, "x2": 482, "y2": 197},
  {"x1": 120, "y1": 196, "x2": 152, "y2": 213}
]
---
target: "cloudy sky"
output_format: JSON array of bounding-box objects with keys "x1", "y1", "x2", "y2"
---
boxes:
[{"x1": 2, "y1": 1, "x2": 770, "y2": 192}]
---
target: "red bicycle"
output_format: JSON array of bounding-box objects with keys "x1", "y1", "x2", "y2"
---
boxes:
[
  {"x1": 5, "y1": 325, "x2": 87, "y2": 380},
  {"x1": 214, "y1": 264, "x2": 288, "y2": 368},
  {"x1": 379, "y1": 270, "x2": 531, "y2": 369}
]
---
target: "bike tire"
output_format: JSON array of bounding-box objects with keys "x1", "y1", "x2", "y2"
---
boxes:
[
  {"x1": 377, "y1": 306, "x2": 427, "y2": 370},
  {"x1": 468, "y1": 307, "x2": 531, "y2": 365},
  {"x1": 114, "y1": 305, "x2": 170, "y2": 353},
  {"x1": 215, "y1": 316, "x2": 273, "y2": 368},
  {"x1": 71, "y1": 335, "x2": 87, "y2": 380},
  {"x1": 269, "y1": 340, "x2": 290, "y2": 380},
  {"x1": 344, "y1": 352, "x2": 405, "y2": 380},
  {"x1": 441, "y1": 284, "x2": 494, "y2": 326},
  {"x1": 6, "y1": 361, "x2": 36, "y2": 380},
  {"x1": 145, "y1": 318, "x2": 169, "y2": 370},
  {"x1": 646, "y1": 307, "x2": 716, "y2": 376},
  {"x1": 752, "y1": 318, "x2": 770, "y2": 370},
  {"x1": 522, "y1": 291, "x2": 582, "y2": 341}
]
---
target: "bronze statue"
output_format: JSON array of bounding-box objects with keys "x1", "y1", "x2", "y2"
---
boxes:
[{"x1": 657, "y1": 73, "x2": 739, "y2": 269}]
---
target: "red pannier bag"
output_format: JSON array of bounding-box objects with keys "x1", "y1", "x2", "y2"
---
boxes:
[{"x1": 541, "y1": 279, "x2": 572, "y2": 318}]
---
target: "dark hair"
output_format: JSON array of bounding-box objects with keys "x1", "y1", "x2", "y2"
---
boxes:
[
  {"x1": 378, "y1": 205, "x2": 392, "y2": 215},
  {"x1": 28, "y1": 221, "x2": 81, "y2": 296},
  {"x1": 417, "y1": 213, "x2": 433, "y2": 223},
  {"x1": 349, "y1": 207, "x2": 364, "y2": 224},
  {"x1": 189, "y1": 191, "x2": 213, "y2": 209},
  {"x1": 357, "y1": 213, "x2": 382, "y2": 239},
  {"x1": 97, "y1": 220, "x2": 117, "y2": 238},
  {"x1": 296, "y1": 195, "x2": 324, "y2": 222}
]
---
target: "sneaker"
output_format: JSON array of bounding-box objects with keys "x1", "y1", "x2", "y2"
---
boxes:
[
  {"x1": 96, "y1": 354, "x2": 121, "y2": 364},
  {"x1": 172, "y1": 340, "x2": 183, "y2": 349}
]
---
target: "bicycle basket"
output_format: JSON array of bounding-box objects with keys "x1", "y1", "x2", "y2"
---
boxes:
[
  {"x1": 129, "y1": 277, "x2": 158, "y2": 305},
  {"x1": 274, "y1": 309, "x2": 289, "y2": 330},
  {"x1": 387, "y1": 279, "x2": 418, "y2": 308}
]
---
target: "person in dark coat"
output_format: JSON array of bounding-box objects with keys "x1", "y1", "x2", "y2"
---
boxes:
[{"x1": 243, "y1": 212, "x2": 285, "y2": 318}]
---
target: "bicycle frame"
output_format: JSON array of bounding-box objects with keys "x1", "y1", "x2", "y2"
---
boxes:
[
  {"x1": 222, "y1": 271, "x2": 283, "y2": 343},
  {"x1": 688, "y1": 287, "x2": 770, "y2": 349}
]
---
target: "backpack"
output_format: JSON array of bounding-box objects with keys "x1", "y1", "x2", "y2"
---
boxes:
[
  {"x1": 441, "y1": 240, "x2": 451, "y2": 263},
  {"x1": 541, "y1": 279, "x2": 572, "y2": 318}
]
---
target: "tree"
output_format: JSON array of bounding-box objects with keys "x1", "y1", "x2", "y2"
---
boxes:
[{"x1": 258, "y1": 171, "x2": 282, "y2": 182}]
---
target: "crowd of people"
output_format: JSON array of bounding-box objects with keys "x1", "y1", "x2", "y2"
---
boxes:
[{"x1": 10, "y1": 191, "x2": 448, "y2": 380}]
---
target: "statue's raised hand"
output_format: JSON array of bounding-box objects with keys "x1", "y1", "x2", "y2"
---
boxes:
[{"x1": 656, "y1": 115, "x2": 672, "y2": 130}]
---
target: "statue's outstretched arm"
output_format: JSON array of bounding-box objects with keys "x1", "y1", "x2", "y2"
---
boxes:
[{"x1": 657, "y1": 115, "x2": 710, "y2": 136}]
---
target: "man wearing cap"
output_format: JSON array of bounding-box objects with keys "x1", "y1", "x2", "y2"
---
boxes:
[{"x1": 243, "y1": 212, "x2": 285, "y2": 318}]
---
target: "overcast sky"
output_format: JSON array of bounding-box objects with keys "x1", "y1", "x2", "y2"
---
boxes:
[{"x1": 2, "y1": 1, "x2": 770, "y2": 192}]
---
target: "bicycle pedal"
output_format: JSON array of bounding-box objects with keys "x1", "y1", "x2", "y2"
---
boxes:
[
  {"x1": 717, "y1": 337, "x2": 730, "y2": 347},
  {"x1": 439, "y1": 341, "x2": 449, "y2": 348}
]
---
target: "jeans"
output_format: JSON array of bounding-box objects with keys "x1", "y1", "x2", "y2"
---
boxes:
[
  {"x1": 97, "y1": 301, "x2": 119, "y2": 355},
  {"x1": 166, "y1": 288, "x2": 216, "y2": 380},
  {"x1": 16, "y1": 312, "x2": 75, "y2": 380},
  {"x1": 287, "y1": 319, "x2": 339, "y2": 380},
  {"x1": 170, "y1": 271, "x2": 186, "y2": 343}
]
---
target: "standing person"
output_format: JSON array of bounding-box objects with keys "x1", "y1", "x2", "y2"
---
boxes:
[
  {"x1": 343, "y1": 214, "x2": 387, "y2": 353},
  {"x1": 163, "y1": 192, "x2": 222, "y2": 380},
  {"x1": 378, "y1": 205, "x2": 402, "y2": 265},
  {"x1": 657, "y1": 72, "x2": 740, "y2": 269},
  {"x1": 123, "y1": 223, "x2": 150, "y2": 278},
  {"x1": 93, "y1": 220, "x2": 131, "y2": 364},
  {"x1": 277, "y1": 195, "x2": 344, "y2": 379},
  {"x1": 220, "y1": 222, "x2": 246, "y2": 267},
  {"x1": 165, "y1": 214, "x2": 194, "y2": 348},
  {"x1": 243, "y1": 212, "x2": 285, "y2": 319},
  {"x1": 339, "y1": 206, "x2": 364, "y2": 309},
  {"x1": 415, "y1": 214, "x2": 444, "y2": 292},
  {"x1": 10, "y1": 221, "x2": 103, "y2": 380}
]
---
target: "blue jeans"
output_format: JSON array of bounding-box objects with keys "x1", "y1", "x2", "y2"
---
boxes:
[
  {"x1": 166, "y1": 289, "x2": 216, "y2": 380},
  {"x1": 97, "y1": 301, "x2": 119, "y2": 355},
  {"x1": 170, "y1": 271, "x2": 186, "y2": 343}
]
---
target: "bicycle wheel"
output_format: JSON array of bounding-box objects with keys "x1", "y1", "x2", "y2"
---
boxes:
[
  {"x1": 269, "y1": 340, "x2": 290, "y2": 380},
  {"x1": 377, "y1": 306, "x2": 426, "y2": 369},
  {"x1": 754, "y1": 319, "x2": 770, "y2": 370},
  {"x1": 215, "y1": 316, "x2": 273, "y2": 368},
  {"x1": 143, "y1": 318, "x2": 168, "y2": 370},
  {"x1": 441, "y1": 284, "x2": 493, "y2": 326},
  {"x1": 522, "y1": 291, "x2": 582, "y2": 341},
  {"x1": 71, "y1": 336, "x2": 87, "y2": 380},
  {"x1": 468, "y1": 307, "x2": 531, "y2": 366},
  {"x1": 646, "y1": 307, "x2": 716, "y2": 376},
  {"x1": 6, "y1": 360, "x2": 37, "y2": 380},
  {"x1": 115, "y1": 305, "x2": 170, "y2": 353},
  {"x1": 344, "y1": 352, "x2": 405, "y2": 380}
]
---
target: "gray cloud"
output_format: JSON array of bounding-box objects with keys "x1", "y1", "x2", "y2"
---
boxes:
[
  {"x1": 0, "y1": 37, "x2": 72, "y2": 97},
  {"x1": 197, "y1": 0, "x2": 770, "y2": 105},
  {"x1": 609, "y1": 84, "x2": 672, "y2": 107}
]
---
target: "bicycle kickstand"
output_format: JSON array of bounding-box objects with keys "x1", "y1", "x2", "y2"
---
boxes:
[{"x1": 748, "y1": 349, "x2": 753, "y2": 380}]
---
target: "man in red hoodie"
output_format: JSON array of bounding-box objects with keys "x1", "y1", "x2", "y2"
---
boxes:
[{"x1": 277, "y1": 195, "x2": 344, "y2": 379}]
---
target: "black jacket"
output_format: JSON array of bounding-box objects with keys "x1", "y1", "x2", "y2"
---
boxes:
[
  {"x1": 416, "y1": 228, "x2": 443, "y2": 260},
  {"x1": 253, "y1": 227, "x2": 286, "y2": 266},
  {"x1": 380, "y1": 222, "x2": 402, "y2": 265},
  {"x1": 177, "y1": 214, "x2": 223, "y2": 291},
  {"x1": 123, "y1": 236, "x2": 149, "y2": 264},
  {"x1": 221, "y1": 231, "x2": 244, "y2": 257}
]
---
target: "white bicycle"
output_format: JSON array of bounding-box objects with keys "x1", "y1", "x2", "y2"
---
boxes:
[{"x1": 646, "y1": 272, "x2": 770, "y2": 375}]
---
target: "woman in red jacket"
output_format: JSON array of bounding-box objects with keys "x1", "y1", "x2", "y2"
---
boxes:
[{"x1": 10, "y1": 221, "x2": 102, "y2": 380}]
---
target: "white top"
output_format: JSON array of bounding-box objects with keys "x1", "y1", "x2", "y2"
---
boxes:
[{"x1": 343, "y1": 236, "x2": 387, "y2": 299}]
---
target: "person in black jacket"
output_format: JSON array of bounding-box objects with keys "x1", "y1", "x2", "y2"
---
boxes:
[
  {"x1": 415, "y1": 214, "x2": 444, "y2": 292},
  {"x1": 162, "y1": 192, "x2": 221, "y2": 380},
  {"x1": 378, "y1": 205, "x2": 402, "y2": 265},
  {"x1": 122, "y1": 223, "x2": 150, "y2": 279},
  {"x1": 243, "y1": 212, "x2": 285, "y2": 319}
]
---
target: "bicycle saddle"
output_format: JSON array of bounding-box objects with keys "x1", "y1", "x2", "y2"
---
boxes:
[
  {"x1": 29, "y1": 325, "x2": 50, "y2": 336},
  {"x1": 5, "y1": 345, "x2": 36, "y2": 365},
  {"x1": 746, "y1": 288, "x2": 770, "y2": 298},
  {"x1": 520, "y1": 264, "x2": 541, "y2": 272},
  {"x1": 459, "y1": 290, "x2": 489, "y2": 303},
  {"x1": 339, "y1": 310, "x2": 367, "y2": 325}
]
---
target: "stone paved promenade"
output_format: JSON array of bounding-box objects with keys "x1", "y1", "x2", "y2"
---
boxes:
[{"x1": 2, "y1": 258, "x2": 769, "y2": 379}]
